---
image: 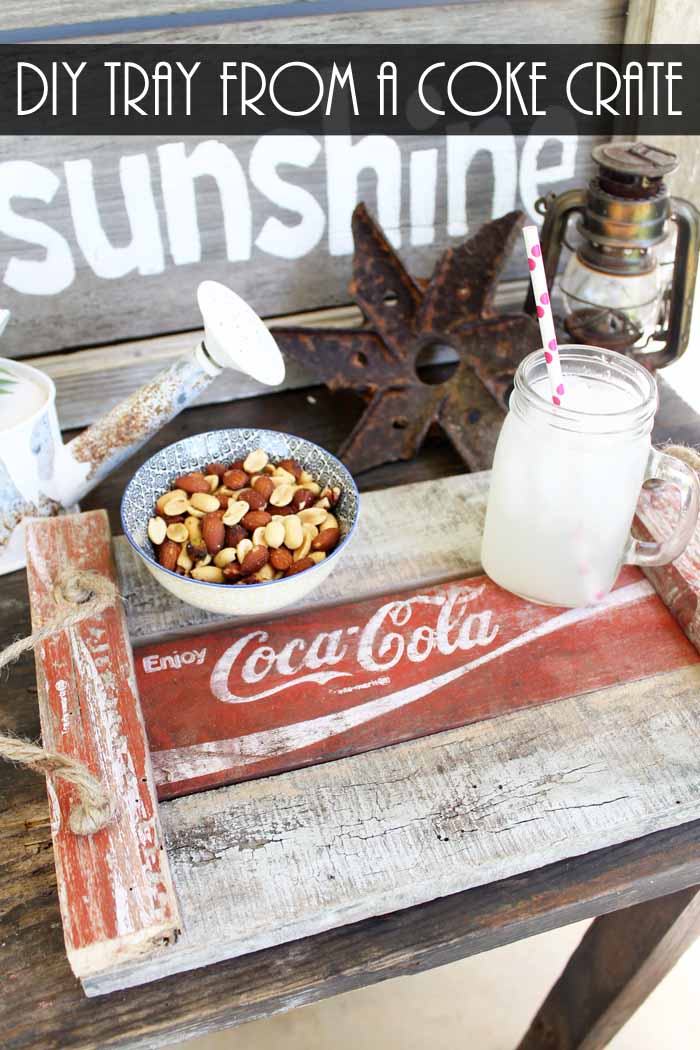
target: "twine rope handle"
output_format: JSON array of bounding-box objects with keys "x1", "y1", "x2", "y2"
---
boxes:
[
  {"x1": 664, "y1": 444, "x2": 700, "y2": 474},
  {"x1": 0, "y1": 569, "x2": 117, "y2": 836}
]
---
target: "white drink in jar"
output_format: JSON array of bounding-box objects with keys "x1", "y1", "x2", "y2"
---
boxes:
[{"x1": 481, "y1": 345, "x2": 700, "y2": 607}]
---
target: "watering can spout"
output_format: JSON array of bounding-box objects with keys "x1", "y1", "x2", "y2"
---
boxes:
[
  {"x1": 0, "y1": 285, "x2": 285, "y2": 574},
  {"x1": 62, "y1": 283, "x2": 285, "y2": 505}
]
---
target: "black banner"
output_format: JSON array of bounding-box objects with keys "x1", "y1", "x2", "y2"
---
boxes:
[{"x1": 0, "y1": 44, "x2": 697, "y2": 136}]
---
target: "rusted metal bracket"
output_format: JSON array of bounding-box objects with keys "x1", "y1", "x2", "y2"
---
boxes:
[{"x1": 274, "y1": 204, "x2": 539, "y2": 474}]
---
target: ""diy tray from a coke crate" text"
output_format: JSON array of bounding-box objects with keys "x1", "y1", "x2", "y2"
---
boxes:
[{"x1": 25, "y1": 470, "x2": 700, "y2": 997}]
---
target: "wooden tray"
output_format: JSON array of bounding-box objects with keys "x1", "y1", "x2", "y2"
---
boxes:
[{"x1": 25, "y1": 471, "x2": 700, "y2": 997}]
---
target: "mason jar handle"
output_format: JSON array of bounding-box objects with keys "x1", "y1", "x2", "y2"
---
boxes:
[{"x1": 626, "y1": 448, "x2": 700, "y2": 567}]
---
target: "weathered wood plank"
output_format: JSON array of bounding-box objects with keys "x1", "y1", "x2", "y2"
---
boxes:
[
  {"x1": 85, "y1": 660, "x2": 700, "y2": 995},
  {"x1": 0, "y1": 130, "x2": 600, "y2": 358},
  {"x1": 59, "y1": 0, "x2": 625, "y2": 44},
  {"x1": 0, "y1": 0, "x2": 370, "y2": 33},
  {"x1": 137, "y1": 567, "x2": 697, "y2": 799},
  {"x1": 24, "y1": 510, "x2": 180, "y2": 979},
  {"x1": 32, "y1": 282, "x2": 530, "y2": 430}
]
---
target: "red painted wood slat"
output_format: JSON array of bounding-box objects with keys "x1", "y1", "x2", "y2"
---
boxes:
[
  {"x1": 136, "y1": 566, "x2": 698, "y2": 801},
  {"x1": 25, "y1": 510, "x2": 180, "y2": 980}
]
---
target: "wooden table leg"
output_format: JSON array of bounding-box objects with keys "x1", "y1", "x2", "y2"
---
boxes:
[{"x1": 515, "y1": 886, "x2": 700, "y2": 1050}]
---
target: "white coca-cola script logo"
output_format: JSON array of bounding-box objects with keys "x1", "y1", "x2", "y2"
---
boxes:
[{"x1": 211, "y1": 584, "x2": 498, "y2": 703}]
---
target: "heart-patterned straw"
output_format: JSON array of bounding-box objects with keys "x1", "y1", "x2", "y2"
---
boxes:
[{"x1": 523, "y1": 225, "x2": 565, "y2": 406}]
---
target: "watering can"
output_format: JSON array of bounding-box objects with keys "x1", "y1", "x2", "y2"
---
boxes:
[{"x1": 0, "y1": 282, "x2": 286, "y2": 574}]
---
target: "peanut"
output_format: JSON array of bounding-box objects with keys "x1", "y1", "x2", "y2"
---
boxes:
[
  {"x1": 269, "y1": 546, "x2": 293, "y2": 571},
  {"x1": 264, "y1": 519, "x2": 286, "y2": 548},
  {"x1": 201, "y1": 513, "x2": 225, "y2": 555},
  {"x1": 174, "y1": 473, "x2": 210, "y2": 494},
  {"x1": 269, "y1": 483, "x2": 295, "y2": 507},
  {"x1": 252, "y1": 526, "x2": 268, "y2": 546},
  {"x1": 157, "y1": 489, "x2": 186, "y2": 514},
  {"x1": 214, "y1": 547, "x2": 239, "y2": 568},
  {"x1": 222, "y1": 500, "x2": 249, "y2": 526},
  {"x1": 243, "y1": 448, "x2": 269, "y2": 474},
  {"x1": 166, "y1": 522, "x2": 189, "y2": 544},
  {"x1": 162, "y1": 495, "x2": 189, "y2": 517},
  {"x1": 191, "y1": 565, "x2": 225, "y2": 583},
  {"x1": 291, "y1": 487, "x2": 316, "y2": 511},
  {"x1": 286, "y1": 556, "x2": 315, "y2": 576},
  {"x1": 240, "y1": 545, "x2": 269, "y2": 575},
  {"x1": 205, "y1": 474, "x2": 220, "y2": 493},
  {"x1": 223, "y1": 468, "x2": 249, "y2": 490},
  {"x1": 189, "y1": 491, "x2": 221, "y2": 513},
  {"x1": 148, "y1": 516, "x2": 167, "y2": 545},
  {"x1": 236, "y1": 538, "x2": 253, "y2": 563},
  {"x1": 309, "y1": 551, "x2": 327, "y2": 564},
  {"x1": 312, "y1": 527, "x2": 340, "y2": 552},
  {"x1": 298, "y1": 507, "x2": 328, "y2": 527},
  {"x1": 294, "y1": 532, "x2": 312, "y2": 560},
  {"x1": 283, "y1": 514, "x2": 304, "y2": 550},
  {"x1": 185, "y1": 516, "x2": 203, "y2": 544},
  {"x1": 252, "y1": 475, "x2": 274, "y2": 501},
  {"x1": 177, "y1": 545, "x2": 194, "y2": 572},
  {"x1": 158, "y1": 539, "x2": 180, "y2": 572},
  {"x1": 320, "y1": 512, "x2": 339, "y2": 531},
  {"x1": 242, "y1": 509, "x2": 272, "y2": 531},
  {"x1": 272, "y1": 466, "x2": 297, "y2": 484}
]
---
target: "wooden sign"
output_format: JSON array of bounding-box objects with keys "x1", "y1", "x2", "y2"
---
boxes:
[
  {"x1": 136, "y1": 565, "x2": 698, "y2": 800},
  {"x1": 0, "y1": 132, "x2": 599, "y2": 358},
  {"x1": 25, "y1": 510, "x2": 180, "y2": 981}
]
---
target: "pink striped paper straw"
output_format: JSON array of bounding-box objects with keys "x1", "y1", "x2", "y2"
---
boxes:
[{"x1": 523, "y1": 225, "x2": 565, "y2": 406}]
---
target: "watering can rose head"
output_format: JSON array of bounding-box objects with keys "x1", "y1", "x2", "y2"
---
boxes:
[{"x1": 0, "y1": 285, "x2": 286, "y2": 575}]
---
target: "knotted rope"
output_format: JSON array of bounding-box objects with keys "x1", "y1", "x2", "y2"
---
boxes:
[{"x1": 0, "y1": 569, "x2": 117, "y2": 836}]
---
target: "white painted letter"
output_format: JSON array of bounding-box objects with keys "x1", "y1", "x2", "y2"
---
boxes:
[
  {"x1": 519, "y1": 127, "x2": 578, "y2": 222},
  {"x1": 158, "y1": 139, "x2": 252, "y2": 264},
  {"x1": 409, "y1": 148, "x2": 437, "y2": 246},
  {"x1": 0, "y1": 160, "x2": 75, "y2": 295},
  {"x1": 447, "y1": 126, "x2": 517, "y2": 237},
  {"x1": 65, "y1": 153, "x2": 164, "y2": 278},
  {"x1": 249, "y1": 135, "x2": 325, "y2": 260},
  {"x1": 325, "y1": 134, "x2": 402, "y2": 255}
]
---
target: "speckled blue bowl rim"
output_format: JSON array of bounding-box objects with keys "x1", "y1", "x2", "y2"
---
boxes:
[{"x1": 120, "y1": 428, "x2": 360, "y2": 591}]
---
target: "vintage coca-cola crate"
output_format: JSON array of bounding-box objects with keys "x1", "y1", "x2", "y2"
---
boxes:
[{"x1": 25, "y1": 471, "x2": 700, "y2": 996}]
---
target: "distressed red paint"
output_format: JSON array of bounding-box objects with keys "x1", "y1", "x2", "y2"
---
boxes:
[
  {"x1": 25, "y1": 511, "x2": 180, "y2": 979},
  {"x1": 136, "y1": 566, "x2": 698, "y2": 800}
]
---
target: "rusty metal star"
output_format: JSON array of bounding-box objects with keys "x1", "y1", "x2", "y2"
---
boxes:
[{"x1": 273, "y1": 203, "x2": 539, "y2": 474}]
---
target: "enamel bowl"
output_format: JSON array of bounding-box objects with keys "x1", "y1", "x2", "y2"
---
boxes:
[{"x1": 121, "y1": 429, "x2": 360, "y2": 616}]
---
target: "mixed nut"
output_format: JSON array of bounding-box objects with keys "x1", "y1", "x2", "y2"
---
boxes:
[{"x1": 147, "y1": 448, "x2": 343, "y2": 585}]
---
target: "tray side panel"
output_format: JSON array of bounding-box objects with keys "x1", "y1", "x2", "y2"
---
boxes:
[{"x1": 25, "y1": 510, "x2": 180, "y2": 978}]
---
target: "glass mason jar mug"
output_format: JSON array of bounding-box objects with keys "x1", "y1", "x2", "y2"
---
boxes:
[{"x1": 481, "y1": 345, "x2": 700, "y2": 608}]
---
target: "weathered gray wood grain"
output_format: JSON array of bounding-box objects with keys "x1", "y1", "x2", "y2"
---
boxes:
[
  {"x1": 0, "y1": 132, "x2": 598, "y2": 359},
  {"x1": 58, "y1": 0, "x2": 625, "y2": 44},
  {"x1": 33, "y1": 281, "x2": 531, "y2": 429},
  {"x1": 115, "y1": 470, "x2": 491, "y2": 643},
  {"x1": 1, "y1": 0, "x2": 344, "y2": 33},
  {"x1": 85, "y1": 661, "x2": 700, "y2": 995}
]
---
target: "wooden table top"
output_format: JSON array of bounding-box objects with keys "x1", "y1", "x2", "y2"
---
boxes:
[{"x1": 3, "y1": 376, "x2": 700, "y2": 1050}]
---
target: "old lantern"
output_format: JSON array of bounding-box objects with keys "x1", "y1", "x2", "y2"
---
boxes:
[{"x1": 527, "y1": 142, "x2": 700, "y2": 368}]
